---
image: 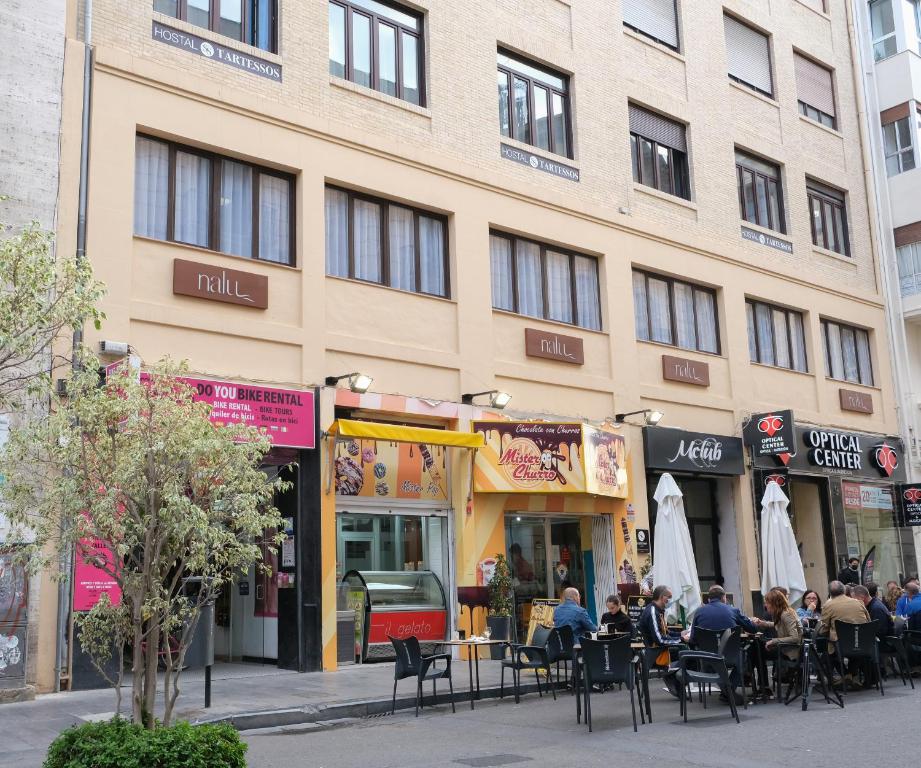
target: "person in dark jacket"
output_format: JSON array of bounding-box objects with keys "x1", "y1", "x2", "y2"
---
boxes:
[
  {"x1": 689, "y1": 585, "x2": 758, "y2": 642},
  {"x1": 600, "y1": 594, "x2": 634, "y2": 637},
  {"x1": 837, "y1": 557, "x2": 861, "y2": 586},
  {"x1": 638, "y1": 586, "x2": 685, "y2": 648},
  {"x1": 861, "y1": 583, "x2": 894, "y2": 639}
]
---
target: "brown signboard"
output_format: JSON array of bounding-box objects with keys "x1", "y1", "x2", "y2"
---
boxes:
[
  {"x1": 839, "y1": 388, "x2": 873, "y2": 414},
  {"x1": 525, "y1": 328, "x2": 584, "y2": 365},
  {"x1": 661, "y1": 354, "x2": 710, "y2": 386},
  {"x1": 173, "y1": 258, "x2": 268, "y2": 309}
]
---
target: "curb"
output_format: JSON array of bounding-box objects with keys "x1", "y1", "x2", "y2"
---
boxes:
[{"x1": 200, "y1": 681, "x2": 560, "y2": 732}]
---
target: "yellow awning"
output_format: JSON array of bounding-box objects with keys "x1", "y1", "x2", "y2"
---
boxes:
[{"x1": 328, "y1": 419, "x2": 485, "y2": 449}]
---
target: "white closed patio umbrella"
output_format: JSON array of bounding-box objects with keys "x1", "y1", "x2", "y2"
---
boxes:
[
  {"x1": 652, "y1": 473, "x2": 702, "y2": 623},
  {"x1": 760, "y1": 480, "x2": 807, "y2": 605}
]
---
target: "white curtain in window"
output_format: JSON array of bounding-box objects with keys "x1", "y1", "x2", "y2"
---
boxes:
[
  {"x1": 419, "y1": 216, "x2": 445, "y2": 296},
  {"x1": 353, "y1": 199, "x2": 382, "y2": 282},
  {"x1": 789, "y1": 312, "x2": 807, "y2": 372},
  {"x1": 772, "y1": 309, "x2": 791, "y2": 368},
  {"x1": 220, "y1": 160, "x2": 253, "y2": 258},
  {"x1": 575, "y1": 255, "x2": 601, "y2": 330},
  {"x1": 134, "y1": 137, "x2": 169, "y2": 239},
  {"x1": 674, "y1": 282, "x2": 696, "y2": 349},
  {"x1": 746, "y1": 303, "x2": 758, "y2": 361},
  {"x1": 490, "y1": 235, "x2": 514, "y2": 311},
  {"x1": 856, "y1": 331, "x2": 873, "y2": 385},
  {"x1": 325, "y1": 188, "x2": 349, "y2": 277},
  {"x1": 545, "y1": 250, "x2": 573, "y2": 324},
  {"x1": 694, "y1": 290, "x2": 718, "y2": 353},
  {"x1": 174, "y1": 151, "x2": 211, "y2": 247},
  {"x1": 516, "y1": 241, "x2": 543, "y2": 318},
  {"x1": 755, "y1": 303, "x2": 774, "y2": 365},
  {"x1": 826, "y1": 322, "x2": 845, "y2": 379},
  {"x1": 840, "y1": 326, "x2": 859, "y2": 382},
  {"x1": 388, "y1": 205, "x2": 415, "y2": 291},
  {"x1": 633, "y1": 271, "x2": 649, "y2": 341},
  {"x1": 258, "y1": 175, "x2": 289, "y2": 264},
  {"x1": 648, "y1": 277, "x2": 671, "y2": 343}
]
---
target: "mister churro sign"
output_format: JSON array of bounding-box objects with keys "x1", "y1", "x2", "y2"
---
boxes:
[{"x1": 472, "y1": 421, "x2": 627, "y2": 497}]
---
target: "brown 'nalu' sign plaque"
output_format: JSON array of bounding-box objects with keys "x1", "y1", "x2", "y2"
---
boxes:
[
  {"x1": 662, "y1": 354, "x2": 710, "y2": 386},
  {"x1": 524, "y1": 328, "x2": 584, "y2": 365},
  {"x1": 839, "y1": 388, "x2": 873, "y2": 414},
  {"x1": 173, "y1": 258, "x2": 268, "y2": 309}
]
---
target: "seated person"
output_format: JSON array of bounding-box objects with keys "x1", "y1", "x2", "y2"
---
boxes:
[
  {"x1": 816, "y1": 580, "x2": 870, "y2": 668},
  {"x1": 797, "y1": 590, "x2": 822, "y2": 623},
  {"x1": 600, "y1": 594, "x2": 634, "y2": 637},
  {"x1": 895, "y1": 579, "x2": 921, "y2": 620},
  {"x1": 689, "y1": 585, "x2": 758, "y2": 643},
  {"x1": 753, "y1": 588, "x2": 802, "y2": 661},
  {"x1": 553, "y1": 586, "x2": 597, "y2": 639},
  {"x1": 860, "y1": 583, "x2": 894, "y2": 640},
  {"x1": 638, "y1": 585, "x2": 687, "y2": 699},
  {"x1": 883, "y1": 581, "x2": 903, "y2": 613}
]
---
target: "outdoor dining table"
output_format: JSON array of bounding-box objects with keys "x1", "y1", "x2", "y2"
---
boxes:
[{"x1": 437, "y1": 638, "x2": 507, "y2": 710}]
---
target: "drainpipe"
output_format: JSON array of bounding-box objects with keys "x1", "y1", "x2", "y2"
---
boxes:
[
  {"x1": 56, "y1": 0, "x2": 94, "y2": 693},
  {"x1": 846, "y1": 1, "x2": 921, "y2": 565}
]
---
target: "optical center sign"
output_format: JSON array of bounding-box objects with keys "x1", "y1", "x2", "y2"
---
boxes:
[{"x1": 152, "y1": 21, "x2": 282, "y2": 81}]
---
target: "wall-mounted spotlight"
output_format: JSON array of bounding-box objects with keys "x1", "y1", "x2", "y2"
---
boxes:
[
  {"x1": 614, "y1": 409, "x2": 664, "y2": 426},
  {"x1": 325, "y1": 372, "x2": 374, "y2": 394},
  {"x1": 462, "y1": 390, "x2": 512, "y2": 409}
]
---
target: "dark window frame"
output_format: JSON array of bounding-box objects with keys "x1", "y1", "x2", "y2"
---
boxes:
[
  {"x1": 154, "y1": 0, "x2": 278, "y2": 53},
  {"x1": 329, "y1": 0, "x2": 425, "y2": 106},
  {"x1": 497, "y1": 50, "x2": 573, "y2": 159},
  {"x1": 630, "y1": 132, "x2": 690, "y2": 200},
  {"x1": 821, "y1": 318, "x2": 874, "y2": 385},
  {"x1": 490, "y1": 230, "x2": 601, "y2": 331},
  {"x1": 746, "y1": 298, "x2": 808, "y2": 372},
  {"x1": 735, "y1": 151, "x2": 786, "y2": 233},
  {"x1": 807, "y1": 181, "x2": 850, "y2": 256},
  {"x1": 136, "y1": 134, "x2": 295, "y2": 266},
  {"x1": 798, "y1": 101, "x2": 836, "y2": 129},
  {"x1": 326, "y1": 185, "x2": 450, "y2": 298},
  {"x1": 633, "y1": 269, "x2": 720, "y2": 354}
]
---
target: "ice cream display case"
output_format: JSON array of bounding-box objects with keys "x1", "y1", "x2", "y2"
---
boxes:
[{"x1": 342, "y1": 570, "x2": 448, "y2": 661}]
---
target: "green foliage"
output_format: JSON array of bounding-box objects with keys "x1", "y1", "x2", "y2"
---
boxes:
[
  {"x1": 0, "y1": 212, "x2": 105, "y2": 410},
  {"x1": 43, "y1": 718, "x2": 247, "y2": 768},
  {"x1": 487, "y1": 554, "x2": 514, "y2": 617}
]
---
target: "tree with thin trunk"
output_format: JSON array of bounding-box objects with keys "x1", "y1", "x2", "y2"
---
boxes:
[
  {"x1": 0, "y1": 355, "x2": 287, "y2": 727},
  {"x1": 0, "y1": 202, "x2": 104, "y2": 411}
]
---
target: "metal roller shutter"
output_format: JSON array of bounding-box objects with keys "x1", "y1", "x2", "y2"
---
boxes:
[
  {"x1": 628, "y1": 104, "x2": 687, "y2": 152},
  {"x1": 794, "y1": 53, "x2": 835, "y2": 117},
  {"x1": 724, "y1": 15, "x2": 773, "y2": 96},
  {"x1": 622, "y1": 0, "x2": 680, "y2": 49}
]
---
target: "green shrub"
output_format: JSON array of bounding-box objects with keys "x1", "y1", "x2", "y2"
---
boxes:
[{"x1": 44, "y1": 717, "x2": 247, "y2": 768}]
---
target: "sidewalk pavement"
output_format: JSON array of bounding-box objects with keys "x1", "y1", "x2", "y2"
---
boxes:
[{"x1": 0, "y1": 650, "x2": 547, "y2": 768}]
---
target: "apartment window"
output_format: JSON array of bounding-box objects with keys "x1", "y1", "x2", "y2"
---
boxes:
[
  {"x1": 883, "y1": 116, "x2": 916, "y2": 176},
  {"x1": 133, "y1": 135, "x2": 293, "y2": 264},
  {"x1": 629, "y1": 105, "x2": 690, "y2": 200},
  {"x1": 898, "y1": 241, "x2": 921, "y2": 296},
  {"x1": 869, "y1": 0, "x2": 897, "y2": 61},
  {"x1": 736, "y1": 151, "x2": 785, "y2": 233},
  {"x1": 746, "y1": 300, "x2": 807, "y2": 372},
  {"x1": 325, "y1": 187, "x2": 448, "y2": 297},
  {"x1": 622, "y1": 0, "x2": 680, "y2": 50},
  {"x1": 821, "y1": 319, "x2": 873, "y2": 385},
  {"x1": 807, "y1": 181, "x2": 849, "y2": 255},
  {"x1": 328, "y1": 0, "x2": 424, "y2": 105},
  {"x1": 489, "y1": 232, "x2": 600, "y2": 330},
  {"x1": 794, "y1": 53, "x2": 836, "y2": 128},
  {"x1": 153, "y1": 0, "x2": 277, "y2": 52},
  {"x1": 724, "y1": 14, "x2": 773, "y2": 98},
  {"x1": 497, "y1": 51, "x2": 571, "y2": 158},
  {"x1": 632, "y1": 270, "x2": 719, "y2": 353}
]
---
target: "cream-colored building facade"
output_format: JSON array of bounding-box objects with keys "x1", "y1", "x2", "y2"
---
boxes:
[{"x1": 37, "y1": 0, "x2": 916, "y2": 685}]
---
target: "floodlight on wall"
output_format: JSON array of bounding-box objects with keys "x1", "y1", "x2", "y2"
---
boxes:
[
  {"x1": 614, "y1": 409, "x2": 664, "y2": 426},
  {"x1": 462, "y1": 390, "x2": 512, "y2": 409},
  {"x1": 325, "y1": 372, "x2": 374, "y2": 394}
]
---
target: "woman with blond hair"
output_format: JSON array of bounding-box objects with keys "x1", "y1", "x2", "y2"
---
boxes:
[{"x1": 753, "y1": 588, "x2": 803, "y2": 660}]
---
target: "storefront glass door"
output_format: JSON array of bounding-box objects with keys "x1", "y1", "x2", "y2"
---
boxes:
[{"x1": 791, "y1": 479, "x2": 833, "y2": 586}]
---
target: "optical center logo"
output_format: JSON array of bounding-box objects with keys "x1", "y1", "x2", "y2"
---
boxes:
[
  {"x1": 873, "y1": 442, "x2": 899, "y2": 478},
  {"x1": 903, "y1": 488, "x2": 921, "y2": 503},
  {"x1": 765, "y1": 473, "x2": 786, "y2": 487},
  {"x1": 758, "y1": 414, "x2": 784, "y2": 437}
]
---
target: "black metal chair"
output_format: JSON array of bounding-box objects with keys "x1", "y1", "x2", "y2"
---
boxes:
[
  {"x1": 555, "y1": 624, "x2": 575, "y2": 688},
  {"x1": 903, "y1": 629, "x2": 921, "y2": 670},
  {"x1": 718, "y1": 627, "x2": 748, "y2": 709},
  {"x1": 770, "y1": 640, "x2": 803, "y2": 703},
  {"x1": 500, "y1": 625, "x2": 556, "y2": 704},
  {"x1": 676, "y1": 650, "x2": 740, "y2": 724},
  {"x1": 880, "y1": 634, "x2": 914, "y2": 689},
  {"x1": 833, "y1": 620, "x2": 884, "y2": 698},
  {"x1": 389, "y1": 635, "x2": 455, "y2": 717},
  {"x1": 580, "y1": 636, "x2": 642, "y2": 732}
]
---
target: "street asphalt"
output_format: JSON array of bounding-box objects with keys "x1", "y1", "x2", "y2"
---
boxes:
[{"x1": 244, "y1": 681, "x2": 921, "y2": 768}]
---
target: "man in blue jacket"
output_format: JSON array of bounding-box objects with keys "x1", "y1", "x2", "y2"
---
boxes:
[{"x1": 553, "y1": 587, "x2": 597, "y2": 639}]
